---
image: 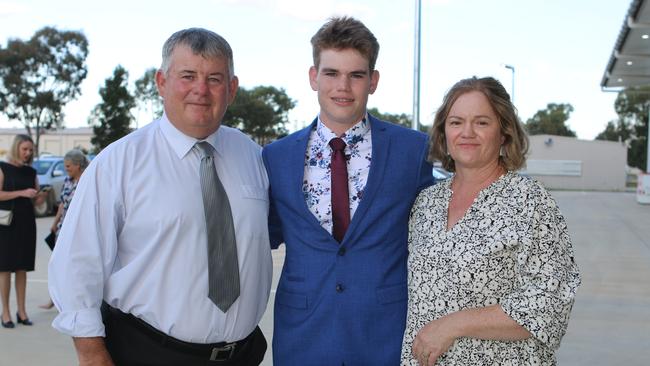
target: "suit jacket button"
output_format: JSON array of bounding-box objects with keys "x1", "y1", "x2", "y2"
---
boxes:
[
  {"x1": 337, "y1": 247, "x2": 346, "y2": 256},
  {"x1": 336, "y1": 284, "x2": 344, "y2": 293}
]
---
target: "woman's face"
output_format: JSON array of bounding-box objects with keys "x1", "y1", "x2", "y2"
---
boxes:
[
  {"x1": 445, "y1": 91, "x2": 505, "y2": 171},
  {"x1": 64, "y1": 160, "x2": 82, "y2": 180},
  {"x1": 17, "y1": 141, "x2": 34, "y2": 164}
]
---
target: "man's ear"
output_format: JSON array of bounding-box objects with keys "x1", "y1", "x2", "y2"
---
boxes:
[
  {"x1": 309, "y1": 66, "x2": 318, "y2": 91},
  {"x1": 155, "y1": 69, "x2": 166, "y2": 98},
  {"x1": 228, "y1": 76, "x2": 239, "y2": 105},
  {"x1": 369, "y1": 70, "x2": 380, "y2": 94}
]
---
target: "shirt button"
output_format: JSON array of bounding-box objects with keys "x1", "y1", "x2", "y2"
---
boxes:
[
  {"x1": 336, "y1": 284, "x2": 344, "y2": 293},
  {"x1": 337, "y1": 247, "x2": 346, "y2": 256}
]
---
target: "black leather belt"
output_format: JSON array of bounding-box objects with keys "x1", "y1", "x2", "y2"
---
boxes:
[{"x1": 101, "y1": 302, "x2": 253, "y2": 362}]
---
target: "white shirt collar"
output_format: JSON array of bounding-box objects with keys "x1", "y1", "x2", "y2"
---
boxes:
[
  {"x1": 315, "y1": 113, "x2": 370, "y2": 148},
  {"x1": 159, "y1": 113, "x2": 222, "y2": 159}
]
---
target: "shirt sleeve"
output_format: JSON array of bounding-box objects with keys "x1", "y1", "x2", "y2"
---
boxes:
[
  {"x1": 48, "y1": 156, "x2": 123, "y2": 337},
  {"x1": 262, "y1": 147, "x2": 284, "y2": 249},
  {"x1": 416, "y1": 135, "x2": 436, "y2": 193},
  {"x1": 500, "y1": 187, "x2": 581, "y2": 350}
]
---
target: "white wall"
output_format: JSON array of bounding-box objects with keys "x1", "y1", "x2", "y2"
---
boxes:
[
  {"x1": 524, "y1": 135, "x2": 627, "y2": 191},
  {"x1": 0, "y1": 128, "x2": 93, "y2": 160}
]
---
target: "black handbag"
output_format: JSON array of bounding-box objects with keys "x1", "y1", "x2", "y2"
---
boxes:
[{"x1": 44, "y1": 231, "x2": 56, "y2": 250}]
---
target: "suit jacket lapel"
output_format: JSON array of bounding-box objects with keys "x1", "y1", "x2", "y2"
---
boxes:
[
  {"x1": 289, "y1": 119, "x2": 327, "y2": 230},
  {"x1": 343, "y1": 115, "x2": 390, "y2": 243}
]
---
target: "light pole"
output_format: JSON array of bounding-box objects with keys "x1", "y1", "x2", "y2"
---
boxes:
[{"x1": 504, "y1": 64, "x2": 515, "y2": 104}]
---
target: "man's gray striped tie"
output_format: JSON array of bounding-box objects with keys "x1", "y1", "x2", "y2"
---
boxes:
[{"x1": 195, "y1": 141, "x2": 240, "y2": 313}]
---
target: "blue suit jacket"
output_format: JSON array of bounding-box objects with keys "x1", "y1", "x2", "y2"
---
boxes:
[{"x1": 262, "y1": 115, "x2": 434, "y2": 365}]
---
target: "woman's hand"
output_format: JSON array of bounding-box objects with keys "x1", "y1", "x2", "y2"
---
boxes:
[
  {"x1": 412, "y1": 305, "x2": 532, "y2": 365},
  {"x1": 412, "y1": 316, "x2": 458, "y2": 366},
  {"x1": 20, "y1": 188, "x2": 38, "y2": 198},
  {"x1": 34, "y1": 189, "x2": 50, "y2": 205}
]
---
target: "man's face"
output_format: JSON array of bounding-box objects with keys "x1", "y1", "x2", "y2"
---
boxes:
[
  {"x1": 156, "y1": 44, "x2": 238, "y2": 139},
  {"x1": 309, "y1": 48, "x2": 379, "y2": 135}
]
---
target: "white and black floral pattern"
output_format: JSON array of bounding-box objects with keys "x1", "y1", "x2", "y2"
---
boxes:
[
  {"x1": 55, "y1": 176, "x2": 78, "y2": 234},
  {"x1": 303, "y1": 117, "x2": 372, "y2": 233},
  {"x1": 401, "y1": 172, "x2": 581, "y2": 366}
]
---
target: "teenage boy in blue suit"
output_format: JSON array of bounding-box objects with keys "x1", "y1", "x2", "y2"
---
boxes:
[{"x1": 262, "y1": 16, "x2": 435, "y2": 365}]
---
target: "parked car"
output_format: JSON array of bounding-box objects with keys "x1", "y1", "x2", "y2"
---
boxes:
[
  {"x1": 432, "y1": 166, "x2": 452, "y2": 181},
  {"x1": 32, "y1": 156, "x2": 65, "y2": 217}
]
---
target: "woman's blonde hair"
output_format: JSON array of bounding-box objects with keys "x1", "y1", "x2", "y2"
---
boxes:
[
  {"x1": 428, "y1": 76, "x2": 529, "y2": 172},
  {"x1": 9, "y1": 134, "x2": 35, "y2": 165}
]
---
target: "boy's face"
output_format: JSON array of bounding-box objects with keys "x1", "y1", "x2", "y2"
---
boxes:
[{"x1": 309, "y1": 48, "x2": 379, "y2": 134}]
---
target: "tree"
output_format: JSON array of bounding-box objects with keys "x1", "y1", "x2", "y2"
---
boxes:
[
  {"x1": 368, "y1": 107, "x2": 411, "y2": 128},
  {"x1": 0, "y1": 27, "x2": 89, "y2": 155},
  {"x1": 367, "y1": 107, "x2": 429, "y2": 132},
  {"x1": 134, "y1": 67, "x2": 163, "y2": 124},
  {"x1": 223, "y1": 86, "x2": 295, "y2": 145},
  {"x1": 595, "y1": 86, "x2": 650, "y2": 170},
  {"x1": 89, "y1": 66, "x2": 135, "y2": 152},
  {"x1": 595, "y1": 119, "x2": 632, "y2": 142},
  {"x1": 525, "y1": 103, "x2": 576, "y2": 137}
]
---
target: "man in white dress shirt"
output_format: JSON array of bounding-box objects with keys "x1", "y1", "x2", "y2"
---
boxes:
[{"x1": 48, "y1": 28, "x2": 272, "y2": 366}]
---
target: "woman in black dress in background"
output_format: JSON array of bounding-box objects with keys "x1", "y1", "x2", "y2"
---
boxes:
[{"x1": 0, "y1": 134, "x2": 45, "y2": 328}]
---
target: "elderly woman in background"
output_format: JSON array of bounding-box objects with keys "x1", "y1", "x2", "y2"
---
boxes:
[
  {"x1": 50, "y1": 149, "x2": 89, "y2": 238},
  {"x1": 401, "y1": 77, "x2": 581, "y2": 365},
  {"x1": 0, "y1": 134, "x2": 46, "y2": 328},
  {"x1": 39, "y1": 149, "x2": 89, "y2": 310}
]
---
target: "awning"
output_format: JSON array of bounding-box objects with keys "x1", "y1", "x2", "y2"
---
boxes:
[
  {"x1": 602, "y1": 0, "x2": 650, "y2": 174},
  {"x1": 602, "y1": 0, "x2": 650, "y2": 89}
]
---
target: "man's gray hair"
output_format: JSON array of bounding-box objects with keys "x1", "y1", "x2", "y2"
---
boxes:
[{"x1": 160, "y1": 28, "x2": 235, "y2": 79}]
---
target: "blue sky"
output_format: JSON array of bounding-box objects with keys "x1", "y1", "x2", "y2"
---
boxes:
[{"x1": 0, "y1": 0, "x2": 631, "y2": 139}]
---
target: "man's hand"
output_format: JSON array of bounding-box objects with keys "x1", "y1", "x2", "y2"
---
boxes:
[{"x1": 73, "y1": 337, "x2": 115, "y2": 366}]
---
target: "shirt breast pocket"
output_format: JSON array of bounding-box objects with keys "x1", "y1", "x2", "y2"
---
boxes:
[{"x1": 241, "y1": 185, "x2": 268, "y2": 202}]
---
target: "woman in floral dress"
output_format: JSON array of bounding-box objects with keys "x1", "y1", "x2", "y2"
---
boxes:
[
  {"x1": 401, "y1": 77, "x2": 581, "y2": 366},
  {"x1": 39, "y1": 149, "x2": 88, "y2": 309}
]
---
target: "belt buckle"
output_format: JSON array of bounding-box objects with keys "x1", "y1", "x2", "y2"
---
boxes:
[{"x1": 209, "y1": 343, "x2": 236, "y2": 361}]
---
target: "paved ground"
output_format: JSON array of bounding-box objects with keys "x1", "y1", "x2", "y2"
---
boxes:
[
  {"x1": 553, "y1": 191, "x2": 650, "y2": 365},
  {"x1": 0, "y1": 191, "x2": 649, "y2": 365}
]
